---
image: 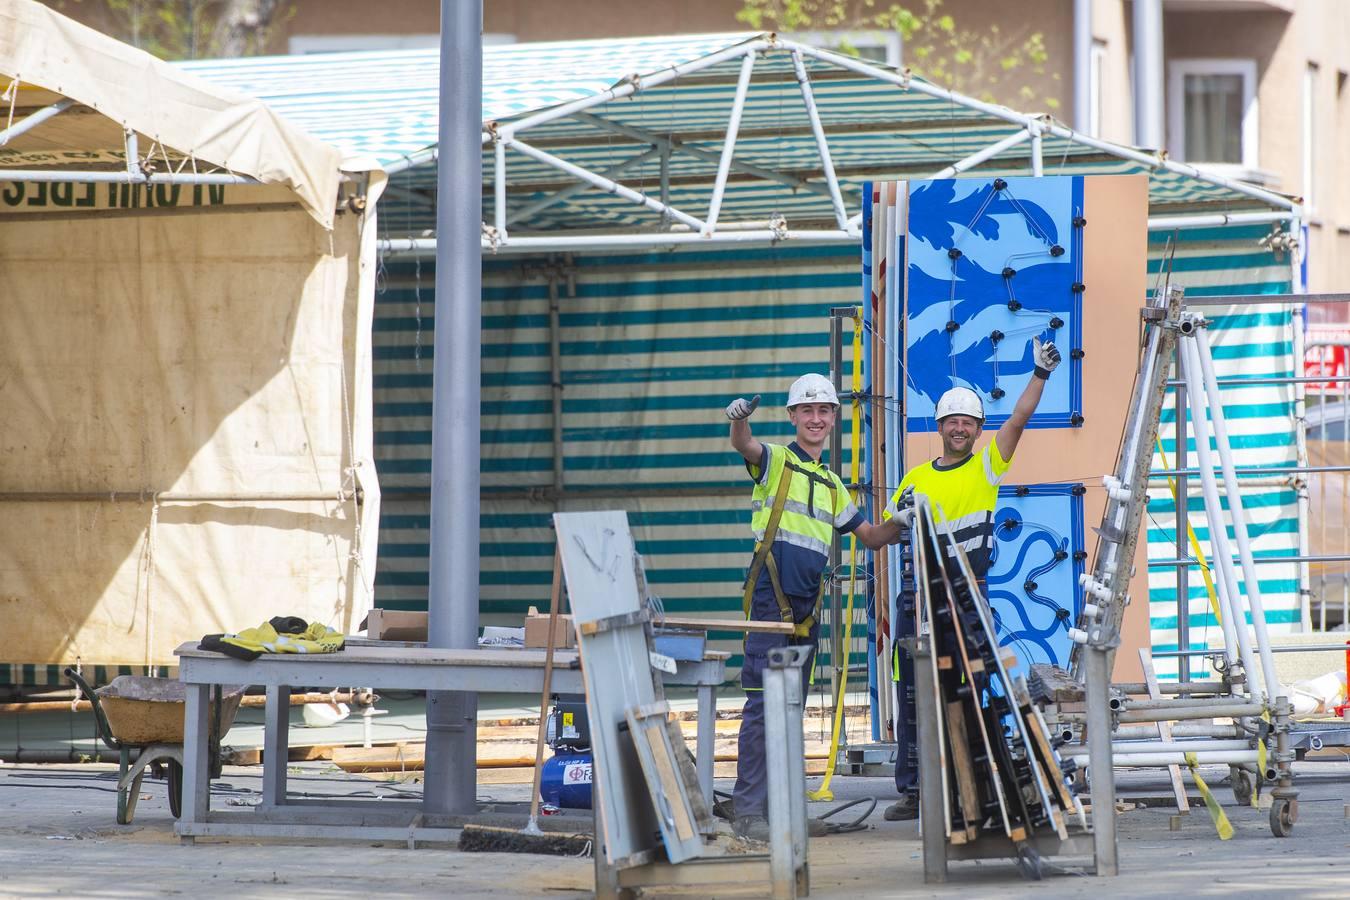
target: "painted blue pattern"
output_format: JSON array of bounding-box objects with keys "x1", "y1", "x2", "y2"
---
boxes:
[
  {"x1": 904, "y1": 176, "x2": 1083, "y2": 430},
  {"x1": 985, "y1": 484, "x2": 1085, "y2": 681}
]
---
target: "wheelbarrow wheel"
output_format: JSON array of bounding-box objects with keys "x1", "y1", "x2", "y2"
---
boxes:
[{"x1": 168, "y1": 759, "x2": 184, "y2": 819}]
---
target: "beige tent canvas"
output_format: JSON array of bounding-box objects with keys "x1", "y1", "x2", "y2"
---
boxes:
[{"x1": 0, "y1": 0, "x2": 382, "y2": 673}]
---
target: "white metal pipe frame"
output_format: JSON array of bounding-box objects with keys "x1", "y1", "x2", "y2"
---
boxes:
[{"x1": 360, "y1": 34, "x2": 1304, "y2": 257}]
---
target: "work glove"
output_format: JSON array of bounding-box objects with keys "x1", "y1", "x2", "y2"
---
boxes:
[
  {"x1": 725, "y1": 395, "x2": 760, "y2": 420},
  {"x1": 1032, "y1": 337, "x2": 1062, "y2": 380},
  {"x1": 884, "y1": 485, "x2": 916, "y2": 527}
]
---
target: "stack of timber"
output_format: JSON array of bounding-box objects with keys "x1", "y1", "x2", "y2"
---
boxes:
[{"x1": 913, "y1": 500, "x2": 1083, "y2": 861}]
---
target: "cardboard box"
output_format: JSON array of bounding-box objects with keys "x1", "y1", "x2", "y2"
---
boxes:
[
  {"x1": 365, "y1": 608, "x2": 428, "y2": 642},
  {"x1": 523, "y1": 606, "x2": 576, "y2": 649}
]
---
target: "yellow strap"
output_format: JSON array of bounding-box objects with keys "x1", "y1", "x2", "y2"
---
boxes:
[
  {"x1": 1184, "y1": 751, "x2": 1235, "y2": 840},
  {"x1": 810, "y1": 307, "x2": 864, "y2": 803},
  {"x1": 742, "y1": 461, "x2": 796, "y2": 620},
  {"x1": 1157, "y1": 439, "x2": 1223, "y2": 626},
  {"x1": 1253, "y1": 709, "x2": 1270, "y2": 806}
]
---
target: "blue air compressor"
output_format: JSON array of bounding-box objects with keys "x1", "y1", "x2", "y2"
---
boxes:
[{"x1": 538, "y1": 694, "x2": 592, "y2": 810}]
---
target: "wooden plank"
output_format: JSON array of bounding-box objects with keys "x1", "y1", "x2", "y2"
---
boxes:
[
  {"x1": 651, "y1": 615, "x2": 794, "y2": 635},
  {"x1": 944, "y1": 700, "x2": 983, "y2": 843},
  {"x1": 1140, "y1": 648, "x2": 1190, "y2": 814}
]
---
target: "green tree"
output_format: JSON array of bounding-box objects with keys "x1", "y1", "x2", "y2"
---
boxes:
[
  {"x1": 737, "y1": 0, "x2": 1059, "y2": 110},
  {"x1": 60, "y1": 0, "x2": 292, "y2": 60}
]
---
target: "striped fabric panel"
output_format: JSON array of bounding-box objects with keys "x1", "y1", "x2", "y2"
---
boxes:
[
  {"x1": 374, "y1": 247, "x2": 867, "y2": 675},
  {"x1": 1144, "y1": 225, "x2": 1299, "y2": 680}
]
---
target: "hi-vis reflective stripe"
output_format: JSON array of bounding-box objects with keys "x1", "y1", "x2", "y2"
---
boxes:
[
  {"x1": 983, "y1": 449, "x2": 1004, "y2": 485},
  {"x1": 753, "y1": 526, "x2": 831, "y2": 558},
  {"x1": 752, "y1": 497, "x2": 836, "y2": 525},
  {"x1": 943, "y1": 508, "x2": 993, "y2": 533}
]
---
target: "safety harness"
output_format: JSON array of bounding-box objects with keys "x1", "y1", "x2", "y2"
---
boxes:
[{"x1": 741, "y1": 456, "x2": 837, "y2": 638}]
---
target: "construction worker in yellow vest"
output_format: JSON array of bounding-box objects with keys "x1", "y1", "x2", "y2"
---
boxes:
[
  {"x1": 880, "y1": 336, "x2": 1062, "y2": 822},
  {"x1": 722, "y1": 372, "x2": 904, "y2": 841}
]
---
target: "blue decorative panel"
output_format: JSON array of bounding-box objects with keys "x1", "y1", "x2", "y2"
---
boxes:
[
  {"x1": 985, "y1": 484, "x2": 1085, "y2": 680},
  {"x1": 904, "y1": 176, "x2": 1085, "y2": 431}
]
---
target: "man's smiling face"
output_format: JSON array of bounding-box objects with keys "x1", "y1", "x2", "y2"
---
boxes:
[
  {"x1": 938, "y1": 413, "x2": 982, "y2": 459},
  {"x1": 788, "y1": 402, "x2": 836, "y2": 452}
]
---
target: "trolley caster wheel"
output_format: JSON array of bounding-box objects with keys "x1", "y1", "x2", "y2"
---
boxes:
[
  {"x1": 1231, "y1": 767, "x2": 1254, "y2": 805},
  {"x1": 1015, "y1": 846, "x2": 1044, "y2": 881},
  {"x1": 1270, "y1": 798, "x2": 1297, "y2": 837}
]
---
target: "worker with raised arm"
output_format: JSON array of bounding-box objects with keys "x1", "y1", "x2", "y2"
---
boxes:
[
  {"x1": 882, "y1": 336, "x2": 1062, "y2": 822},
  {"x1": 722, "y1": 372, "x2": 903, "y2": 841}
]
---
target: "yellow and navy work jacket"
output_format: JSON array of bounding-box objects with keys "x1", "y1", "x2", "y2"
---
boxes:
[
  {"x1": 884, "y1": 439, "x2": 1011, "y2": 578},
  {"x1": 747, "y1": 441, "x2": 863, "y2": 606}
]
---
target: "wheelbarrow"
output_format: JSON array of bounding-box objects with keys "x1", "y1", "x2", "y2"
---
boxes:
[{"x1": 64, "y1": 668, "x2": 244, "y2": 824}]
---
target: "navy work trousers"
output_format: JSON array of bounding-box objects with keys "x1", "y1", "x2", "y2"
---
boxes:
[{"x1": 732, "y1": 581, "x2": 819, "y2": 819}]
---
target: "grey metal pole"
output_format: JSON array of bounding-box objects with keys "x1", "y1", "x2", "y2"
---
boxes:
[
  {"x1": 1132, "y1": 0, "x2": 1164, "y2": 149},
  {"x1": 828, "y1": 311, "x2": 844, "y2": 732},
  {"x1": 1073, "y1": 0, "x2": 1093, "y2": 133},
  {"x1": 1174, "y1": 346, "x2": 1191, "y2": 682},
  {"x1": 1083, "y1": 639, "x2": 1118, "y2": 876},
  {"x1": 911, "y1": 635, "x2": 947, "y2": 884},
  {"x1": 424, "y1": 0, "x2": 482, "y2": 817}
]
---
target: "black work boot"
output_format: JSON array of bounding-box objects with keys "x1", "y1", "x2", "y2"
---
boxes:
[{"x1": 883, "y1": 794, "x2": 920, "y2": 821}]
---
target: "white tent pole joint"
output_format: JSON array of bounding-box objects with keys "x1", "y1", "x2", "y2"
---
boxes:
[
  {"x1": 704, "y1": 49, "x2": 757, "y2": 235},
  {"x1": 0, "y1": 98, "x2": 74, "y2": 146},
  {"x1": 506, "y1": 137, "x2": 705, "y2": 231},
  {"x1": 791, "y1": 50, "x2": 848, "y2": 230},
  {"x1": 927, "y1": 129, "x2": 1031, "y2": 180}
]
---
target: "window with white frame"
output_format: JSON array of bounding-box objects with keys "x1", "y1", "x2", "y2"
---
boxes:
[
  {"x1": 790, "y1": 31, "x2": 902, "y2": 68},
  {"x1": 1167, "y1": 59, "x2": 1259, "y2": 167},
  {"x1": 1088, "y1": 39, "x2": 1107, "y2": 138}
]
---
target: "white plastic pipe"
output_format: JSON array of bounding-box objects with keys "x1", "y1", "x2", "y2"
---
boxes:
[
  {"x1": 927, "y1": 129, "x2": 1031, "y2": 179},
  {"x1": 506, "y1": 138, "x2": 706, "y2": 232},
  {"x1": 1081, "y1": 750, "x2": 1260, "y2": 767},
  {"x1": 1194, "y1": 327, "x2": 1283, "y2": 703},
  {"x1": 1062, "y1": 739, "x2": 1253, "y2": 756},
  {"x1": 791, "y1": 50, "x2": 848, "y2": 230},
  {"x1": 704, "y1": 50, "x2": 756, "y2": 234},
  {"x1": 1179, "y1": 336, "x2": 1260, "y2": 692}
]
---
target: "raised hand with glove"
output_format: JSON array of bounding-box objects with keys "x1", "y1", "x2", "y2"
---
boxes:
[
  {"x1": 725, "y1": 394, "x2": 761, "y2": 420},
  {"x1": 1032, "y1": 336, "x2": 1061, "y2": 379},
  {"x1": 884, "y1": 485, "x2": 917, "y2": 527}
]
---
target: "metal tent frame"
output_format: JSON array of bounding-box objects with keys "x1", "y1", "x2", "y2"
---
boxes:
[{"x1": 364, "y1": 34, "x2": 1301, "y2": 256}]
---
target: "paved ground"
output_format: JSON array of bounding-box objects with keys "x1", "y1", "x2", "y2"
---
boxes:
[{"x1": 1, "y1": 759, "x2": 1346, "y2": 898}]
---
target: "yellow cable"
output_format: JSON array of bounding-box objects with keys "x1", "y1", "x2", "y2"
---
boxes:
[
  {"x1": 811, "y1": 308, "x2": 864, "y2": 802},
  {"x1": 1184, "y1": 751, "x2": 1235, "y2": 840}
]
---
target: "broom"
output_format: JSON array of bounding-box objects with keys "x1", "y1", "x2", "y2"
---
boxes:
[{"x1": 460, "y1": 545, "x2": 592, "y2": 856}]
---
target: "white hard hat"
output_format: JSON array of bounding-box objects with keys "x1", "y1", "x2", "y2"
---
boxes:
[
  {"x1": 786, "y1": 373, "x2": 839, "y2": 408},
  {"x1": 935, "y1": 387, "x2": 984, "y2": 422}
]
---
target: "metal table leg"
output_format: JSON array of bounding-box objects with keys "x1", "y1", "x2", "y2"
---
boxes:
[
  {"x1": 696, "y1": 682, "x2": 715, "y2": 810},
  {"x1": 911, "y1": 636, "x2": 947, "y2": 884},
  {"x1": 262, "y1": 684, "x2": 292, "y2": 806},
  {"x1": 178, "y1": 683, "x2": 211, "y2": 843}
]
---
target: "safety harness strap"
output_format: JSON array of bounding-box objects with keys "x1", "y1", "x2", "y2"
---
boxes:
[{"x1": 742, "y1": 456, "x2": 838, "y2": 639}]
